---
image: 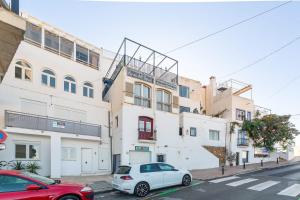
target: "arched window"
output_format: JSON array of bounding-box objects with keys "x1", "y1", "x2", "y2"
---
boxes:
[
  {"x1": 156, "y1": 89, "x2": 171, "y2": 112},
  {"x1": 64, "y1": 76, "x2": 76, "y2": 94},
  {"x1": 83, "y1": 82, "x2": 94, "y2": 98},
  {"x1": 41, "y1": 69, "x2": 56, "y2": 88},
  {"x1": 134, "y1": 83, "x2": 151, "y2": 108},
  {"x1": 15, "y1": 60, "x2": 32, "y2": 81}
]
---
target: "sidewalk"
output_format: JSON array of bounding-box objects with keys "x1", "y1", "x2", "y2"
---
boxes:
[
  {"x1": 191, "y1": 157, "x2": 300, "y2": 180},
  {"x1": 61, "y1": 174, "x2": 114, "y2": 194}
]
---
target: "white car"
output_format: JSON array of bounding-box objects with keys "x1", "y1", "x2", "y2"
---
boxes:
[{"x1": 112, "y1": 162, "x2": 192, "y2": 197}]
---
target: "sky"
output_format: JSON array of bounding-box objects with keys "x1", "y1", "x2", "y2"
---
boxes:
[{"x1": 17, "y1": 0, "x2": 300, "y2": 138}]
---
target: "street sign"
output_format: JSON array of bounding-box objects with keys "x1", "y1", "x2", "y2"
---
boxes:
[{"x1": 0, "y1": 130, "x2": 8, "y2": 143}]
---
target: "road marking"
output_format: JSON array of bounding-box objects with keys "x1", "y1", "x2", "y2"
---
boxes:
[
  {"x1": 278, "y1": 184, "x2": 300, "y2": 197},
  {"x1": 226, "y1": 178, "x2": 258, "y2": 187},
  {"x1": 209, "y1": 176, "x2": 240, "y2": 183},
  {"x1": 248, "y1": 181, "x2": 280, "y2": 191},
  {"x1": 161, "y1": 197, "x2": 183, "y2": 200}
]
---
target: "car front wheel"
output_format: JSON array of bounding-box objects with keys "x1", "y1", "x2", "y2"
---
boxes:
[
  {"x1": 59, "y1": 195, "x2": 80, "y2": 200},
  {"x1": 182, "y1": 174, "x2": 191, "y2": 186},
  {"x1": 134, "y1": 181, "x2": 150, "y2": 197}
]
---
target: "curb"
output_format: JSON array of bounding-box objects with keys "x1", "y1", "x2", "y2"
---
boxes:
[{"x1": 94, "y1": 188, "x2": 115, "y2": 195}]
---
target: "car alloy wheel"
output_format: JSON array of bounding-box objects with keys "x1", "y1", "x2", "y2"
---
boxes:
[
  {"x1": 135, "y1": 182, "x2": 150, "y2": 197},
  {"x1": 182, "y1": 174, "x2": 191, "y2": 186}
]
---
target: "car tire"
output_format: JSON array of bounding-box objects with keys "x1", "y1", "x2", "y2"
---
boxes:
[
  {"x1": 58, "y1": 195, "x2": 80, "y2": 200},
  {"x1": 182, "y1": 174, "x2": 191, "y2": 186},
  {"x1": 134, "y1": 181, "x2": 150, "y2": 197}
]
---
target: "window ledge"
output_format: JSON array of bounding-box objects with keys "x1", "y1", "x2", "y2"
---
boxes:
[{"x1": 138, "y1": 139, "x2": 156, "y2": 144}]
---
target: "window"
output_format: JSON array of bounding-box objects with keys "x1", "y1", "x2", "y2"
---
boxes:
[
  {"x1": 0, "y1": 175, "x2": 36, "y2": 193},
  {"x1": 138, "y1": 116, "x2": 154, "y2": 140},
  {"x1": 246, "y1": 111, "x2": 252, "y2": 121},
  {"x1": 179, "y1": 85, "x2": 190, "y2": 98},
  {"x1": 156, "y1": 90, "x2": 171, "y2": 112},
  {"x1": 134, "y1": 83, "x2": 151, "y2": 108},
  {"x1": 15, "y1": 60, "x2": 32, "y2": 81},
  {"x1": 64, "y1": 76, "x2": 76, "y2": 94},
  {"x1": 158, "y1": 163, "x2": 174, "y2": 171},
  {"x1": 157, "y1": 154, "x2": 166, "y2": 162},
  {"x1": 179, "y1": 106, "x2": 190, "y2": 113},
  {"x1": 89, "y1": 50, "x2": 99, "y2": 68},
  {"x1": 62, "y1": 147, "x2": 76, "y2": 161},
  {"x1": 237, "y1": 130, "x2": 248, "y2": 146},
  {"x1": 76, "y1": 44, "x2": 88, "y2": 64},
  {"x1": 83, "y1": 82, "x2": 94, "y2": 98},
  {"x1": 190, "y1": 127, "x2": 197, "y2": 137},
  {"x1": 24, "y1": 22, "x2": 41, "y2": 45},
  {"x1": 236, "y1": 109, "x2": 246, "y2": 121},
  {"x1": 209, "y1": 130, "x2": 220, "y2": 141},
  {"x1": 60, "y1": 37, "x2": 74, "y2": 58},
  {"x1": 15, "y1": 143, "x2": 40, "y2": 160},
  {"x1": 41, "y1": 69, "x2": 55, "y2": 88},
  {"x1": 140, "y1": 164, "x2": 160, "y2": 173},
  {"x1": 44, "y1": 30, "x2": 59, "y2": 52}
]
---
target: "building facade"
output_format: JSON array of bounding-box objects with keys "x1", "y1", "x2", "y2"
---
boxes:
[{"x1": 0, "y1": 7, "x2": 290, "y2": 178}]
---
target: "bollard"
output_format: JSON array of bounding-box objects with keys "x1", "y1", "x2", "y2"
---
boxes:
[
  {"x1": 243, "y1": 161, "x2": 246, "y2": 169},
  {"x1": 277, "y1": 157, "x2": 279, "y2": 164},
  {"x1": 261, "y1": 160, "x2": 263, "y2": 167},
  {"x1": 222, "y1": 166, "x2": 225, "y2": 175}
]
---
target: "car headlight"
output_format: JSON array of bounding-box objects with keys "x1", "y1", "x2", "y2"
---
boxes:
[{"x1": 81, "y1": 186, "x2": 93, "y2": 192}]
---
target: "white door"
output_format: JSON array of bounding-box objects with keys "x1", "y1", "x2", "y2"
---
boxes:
[
  {"x1": 98, "y1": 147, "x2": 110, "y2": 170},
  {"x1": 129, "y1": 151, "x2": 151, "y2": 165},
  {"x1": 140, "y1": 164, "x2": 164, "y2": 189},
  {"x1": 81, "y1": 148, "x2": 93, "y2": 173},
  {"x1": 158, "y1": 163, "x2": 182, "y2": 186}
]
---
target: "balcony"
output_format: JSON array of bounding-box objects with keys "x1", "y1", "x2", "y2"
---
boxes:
[
  {"x1": 237, "y1": 138, "x2": 249, "y2": 146},
  {"x1": 5, "y1": 110, "x2": 101, "y2": 137},
  {"x1": 138, "y1": 129, "x2": 156, "y2": 142}
]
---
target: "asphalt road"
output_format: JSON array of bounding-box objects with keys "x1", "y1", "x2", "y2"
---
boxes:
[{"x1": 95, "y1": 163, "x2": 300, "y2": 200}]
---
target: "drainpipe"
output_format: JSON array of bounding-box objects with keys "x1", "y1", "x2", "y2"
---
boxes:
[{"x1": 108, "y1": 111, "x2": 113, "y2": 174}]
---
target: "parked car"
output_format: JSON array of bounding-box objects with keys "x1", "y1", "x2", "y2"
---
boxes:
[
  {"x1": 112, "y1": 163, "x2": 192, "y2": 197},
  {"x1": 0, "y1": 170, "x2": 94, "y2": 200}
]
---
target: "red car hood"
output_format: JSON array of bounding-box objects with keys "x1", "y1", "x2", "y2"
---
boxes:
[{"x1": 48, "y1": 183, "x2": 84, "y2": 190}]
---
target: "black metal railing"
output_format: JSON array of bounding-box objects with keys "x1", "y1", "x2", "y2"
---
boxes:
[{"x1": 5, "y1": 110, "x2": 101, "y2": 137}]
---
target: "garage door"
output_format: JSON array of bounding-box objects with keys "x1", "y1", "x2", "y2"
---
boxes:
[{"x1": 129, "y1": 151, "x2": 151, "y2": 165}]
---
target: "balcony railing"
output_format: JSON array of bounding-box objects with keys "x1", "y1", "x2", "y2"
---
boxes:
[
  {"x1": 138, "y1": 129, "x2": 156, "y2": 141},
  {"x1": 5, "y1": 110, "x2": 101, "y2": 137},
  {"x1": 237, "y1": 138, "x2": 249, "y2": 146}
]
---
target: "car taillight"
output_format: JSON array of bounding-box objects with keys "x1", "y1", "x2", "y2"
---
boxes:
[{"x1": 120, "y1": 175, "x2": 133, "y2": 180}]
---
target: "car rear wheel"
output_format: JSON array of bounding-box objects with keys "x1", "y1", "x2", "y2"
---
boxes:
[
  {"x1": 59, "y1": 195, "x2": 80, "y2": 200},
  {"x1": 134, "y1": 181, "x2": 150, "y2": 197},
  {"x1": 182, "y1": 174, "x2": 191, "y2": 186}
]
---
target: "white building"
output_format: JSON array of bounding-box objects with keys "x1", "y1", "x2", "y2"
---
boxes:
[
  {"x1": 103, "y1": 39, "x2": 228, "y2": 171},
  {"x1": 0, "y1": 13, "x2": 111, "y2": 178}
]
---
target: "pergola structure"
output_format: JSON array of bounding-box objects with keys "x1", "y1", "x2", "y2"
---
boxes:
[{"x1": 103, "y1": 38, "x2": 178, "y2": 98}]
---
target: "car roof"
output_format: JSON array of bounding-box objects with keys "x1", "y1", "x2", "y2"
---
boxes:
[{"x1": 0, "y1": 170, "x2": 22, "y2": 175}]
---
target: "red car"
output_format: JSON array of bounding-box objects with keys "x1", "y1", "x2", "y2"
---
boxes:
[{"x1": 0, "y1": 170, "x2": 94, "y2": 200}]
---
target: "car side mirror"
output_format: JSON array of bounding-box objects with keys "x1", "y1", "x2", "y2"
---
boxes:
[{"x1": 26, "y1": 184, "x2": 41, "y2": 191}]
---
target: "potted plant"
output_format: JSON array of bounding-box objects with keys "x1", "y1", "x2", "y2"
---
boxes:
[
  {"x1": 12, "y1": 161, "x2": 25, "y2": 170},
  {"x1": 226, "y1": 152, "x2": 236, "y2": 167},
  {"x1": 26, "y1": 162, "x2": 41, "y2": 174}
]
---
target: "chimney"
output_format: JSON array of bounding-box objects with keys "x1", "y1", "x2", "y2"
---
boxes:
[
  {"x1": 11, "y1": 0, "x2": 19, "y2": 15},
  {"x1": 209, "y1": 76, "x2": 216, "y2": 96}
]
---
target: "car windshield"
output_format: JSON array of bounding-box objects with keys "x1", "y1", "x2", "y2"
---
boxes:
[
  {"x1": 21, "y1": 172, "x2": 55, "y2": 185},
  {"x1": 116, "y1": 166, "x2": 131, "y2": 174}
]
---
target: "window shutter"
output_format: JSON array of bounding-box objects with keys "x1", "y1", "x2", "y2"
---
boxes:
[
  {"x1": 172, "y1": 96, "x2": 178, "y2": 108},
  {"x1": 125, "y1": 82, "x2": 133, "y2": 97}
]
